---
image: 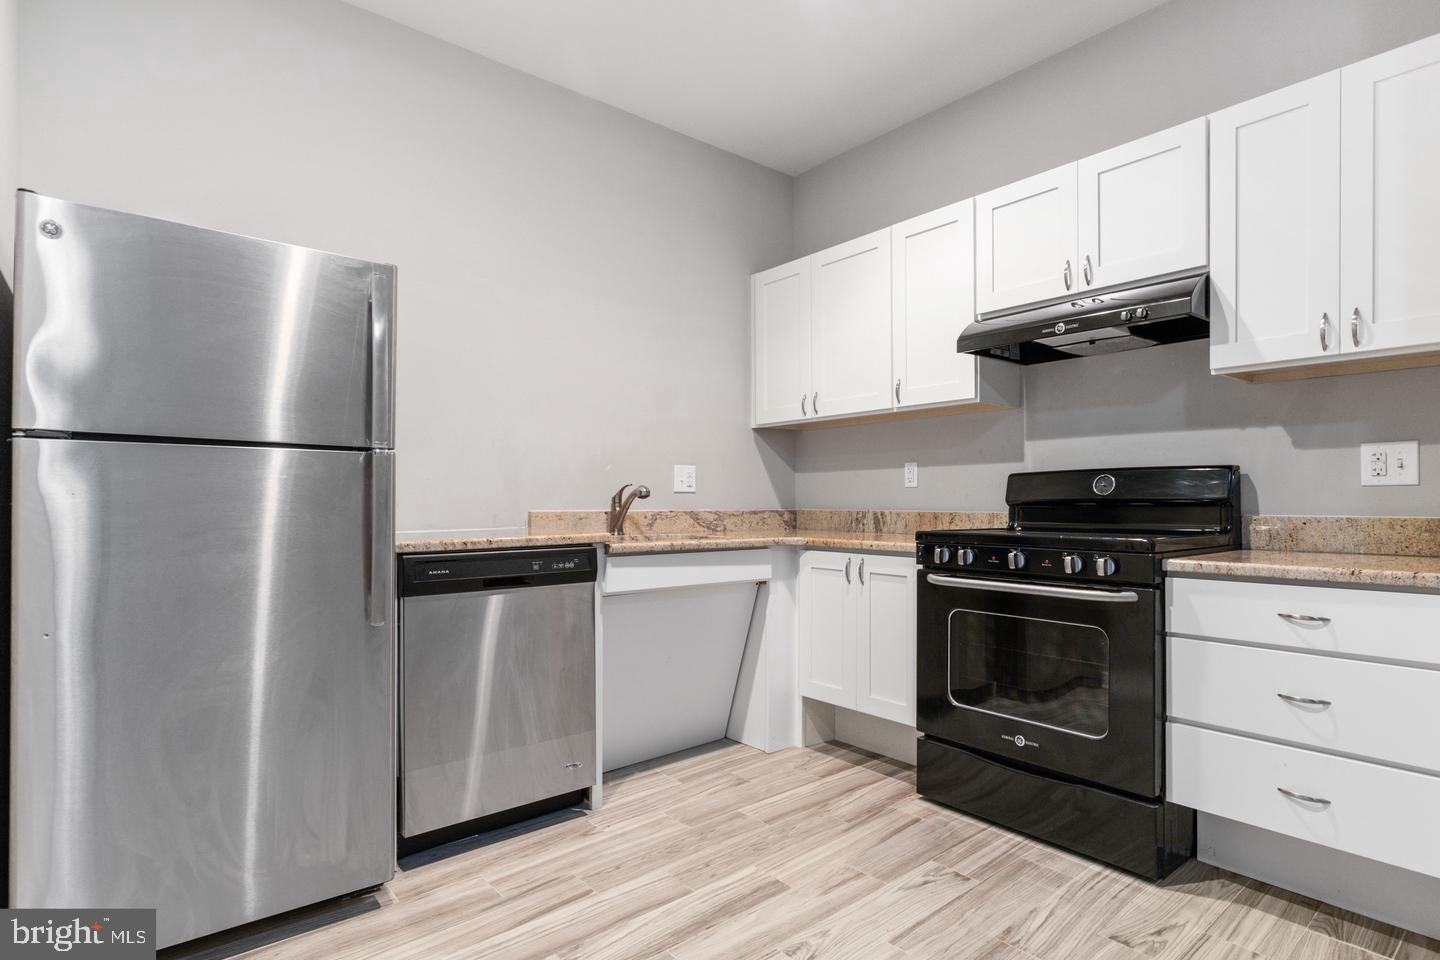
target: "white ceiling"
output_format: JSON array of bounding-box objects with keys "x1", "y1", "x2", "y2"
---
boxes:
[{"x1": 344, "y1": 0, "x2": 1170, "y2": 175}]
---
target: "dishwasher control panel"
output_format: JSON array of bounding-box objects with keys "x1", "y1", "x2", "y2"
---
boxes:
[{"x1": 401, "y1": 547, "x2": 597, "y2": 596}]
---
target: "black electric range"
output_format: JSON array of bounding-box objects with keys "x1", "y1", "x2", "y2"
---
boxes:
[{"x1": 913, "y1": 465, "x2": 1241, "y2": 880}]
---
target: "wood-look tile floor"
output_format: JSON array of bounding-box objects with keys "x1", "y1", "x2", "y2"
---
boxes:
[{"x1": 167, "y1": 740, "x2": 1440, "y2": 960}]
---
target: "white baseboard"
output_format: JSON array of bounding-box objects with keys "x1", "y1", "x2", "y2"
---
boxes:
[
  {"x1": 832, "y1": 706, "x2": 918, "y2": 765},
  {"x1": 1199, "y1": 812, "x2": 1440, "y2": 939}
]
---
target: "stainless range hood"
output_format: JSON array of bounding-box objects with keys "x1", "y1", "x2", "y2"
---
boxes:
[{"x1": 957, "y1": 272, "x2": 1208, "y2": 365}]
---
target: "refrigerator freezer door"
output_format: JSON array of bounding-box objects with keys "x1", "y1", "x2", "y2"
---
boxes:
[
  {"x1": 13, "y1": 192, "x2": 395, "y2": 448},
  {"x1": 10, "y1": 437, "x2": 395, "y2": 948}
]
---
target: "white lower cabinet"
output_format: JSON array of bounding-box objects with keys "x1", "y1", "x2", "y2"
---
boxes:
[
  {"x1": 797, "y1": 551, "x2": 916, "y2": 725},
  {"x1": 1169, "y1": 724, "x2": 1440, "y2": 880},
  {"x1": 1167, "y1": 575, "x2": 1440, "y2": 880}
]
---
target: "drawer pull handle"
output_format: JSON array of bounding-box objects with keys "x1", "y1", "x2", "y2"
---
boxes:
[
  {"x1": 1277, "y1": 693, "x2": 1332, "y2": 708},
  {"x1": 1277, "y1": 786, "x2": 1331, "y2": 808},
  {"x1": 1277, "y1": 612, "x2": 1331, "y2": 626}
]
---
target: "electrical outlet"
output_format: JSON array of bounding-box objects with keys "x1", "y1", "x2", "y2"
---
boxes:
[
  {"x1": 673, "y1": 464, "x2": 696, "y2": 494},
  {"x1": 904, "y1": 461, "x2": 918, "y2": 488},
  {"x1": 1360, "y1": 441, "x2": 1419, "y2": 486}
]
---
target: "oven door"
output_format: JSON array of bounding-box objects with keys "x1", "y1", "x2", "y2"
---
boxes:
[{"x1": 917, "y1": 572, "x2": 1161, "y2": 798}]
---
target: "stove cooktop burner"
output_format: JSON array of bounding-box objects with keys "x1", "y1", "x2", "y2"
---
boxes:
[
  {"x1": 914, "y1": 465, "x2": 1243, "y2": 587},
  {"x1": 917, "y1": 527, "x2": 1234, "y2": 554}
]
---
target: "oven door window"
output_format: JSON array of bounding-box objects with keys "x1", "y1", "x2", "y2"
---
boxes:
[{"x1": 946, "y1": 608, "x2": 1109, "y2": 738}]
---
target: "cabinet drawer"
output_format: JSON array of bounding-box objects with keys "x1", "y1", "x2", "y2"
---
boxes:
[
  {"x1": 1168, "y1": 723, "x2": 1440, "y2": 878},
  {"x1": 1168, "y1": 636, "x2": 1440, "y2": 773},
  {"x1": 1167, "y1": 576, "x2": 1440, "y2": 666}
]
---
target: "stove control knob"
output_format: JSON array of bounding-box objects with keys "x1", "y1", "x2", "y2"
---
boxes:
[
  {"x1": 957, "y1": 548, "x2": 976, "y2": 567},
  {"x1": 1062, "y1": 553, "x2": 1084, "y2": 575},
  {"x1": 932, "y1": 545, "x2": 952, "y2": 565},
  {"x1": 1007, "y1": 549, "x2": 1027, "y2": 570},
  {"x1": 1094, "y1": 556, "x2": 1117, "y2": 577}
]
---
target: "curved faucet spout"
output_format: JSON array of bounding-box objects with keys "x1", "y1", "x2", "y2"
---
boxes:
[{"x1": 608, "y1": 483, "x2": 651, "y2": 535}]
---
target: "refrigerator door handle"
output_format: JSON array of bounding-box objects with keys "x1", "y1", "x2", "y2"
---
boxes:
[
  {"x1": 368, "y1": 450, "x2": 395, "y2": 626},
  {"x1": 369, "y1": 269, "x2": 396, "y2": 448}
]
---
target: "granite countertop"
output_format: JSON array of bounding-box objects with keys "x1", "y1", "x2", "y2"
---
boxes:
[
  {"x1": 397, "y1": 508, "x2": 1006, "y2": 558},
  {"x1": 1165, "y1": 550, "x2": 1440, "y2": 591},
  {"x1": 395, "y1": 529, "x2": 921, "y2": 557}
]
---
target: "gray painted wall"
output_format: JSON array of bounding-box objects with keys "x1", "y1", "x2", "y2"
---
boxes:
[
  {"x1": 791, "y1": 0, "x2": 1440, "y2": 518},
  {"x1": 0, "y1": 0, "x2": 16, "y2": 285},
  {"x1": 17, "y1": 0, "x2": 796, "y2": 537}
]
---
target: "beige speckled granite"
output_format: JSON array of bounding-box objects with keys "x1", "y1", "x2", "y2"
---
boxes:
[
  {"x1": 401, "y1": 509, "x2": 1002, "y2": 557},
  {"x1": 604, "y1": 530, "x2": 920, "y2": 556},
  {"x1": 396, "y1": 532, "x2": 603, "y2": 554},
  {"x1": 1248, "y1": 515, "x2": 1440, "y2": 557},
  {"x1": 528, "y1": 509, "x2": 796, "y2": 537},
  {"x1": 1166, "y1": 550, "x2": 1440, "y2": 590},
  {"x1": 796, "y1": 509, "x2": 1006, "y2": 535}
]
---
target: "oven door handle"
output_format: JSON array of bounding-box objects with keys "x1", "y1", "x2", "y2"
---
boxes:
[{"x1": 924, "y1": 573, "x2": 1139, "y2": 603}]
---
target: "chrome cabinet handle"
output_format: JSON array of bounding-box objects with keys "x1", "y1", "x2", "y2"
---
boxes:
[
  {"x1": 1082, "y1": 255, "x2": 1093, "y2": 286},
  {"x1": 844, "y1": 557, "x2": 852, "y2": 584},
  {"x1": 801, "y1": 394, "x2": 807, "y2": 416},
  {"x1": 1319, "y1": 312, "x2": 1331, "y2": 352},
  {"x1": 1277, "y1": 612, "x2": 1331, "y2": 626},
  {"x1": 1278, "y1": 693, "x2": 1333, "y2": 708},
  {"x1": 858, "y1": 557, "x2": 866, "y2": 584},
  {"x1": 1063, "y1": 259, "x2": 1073, "y2": 291},
  {"x1": 1351, "y1": 307, "x2": 1361, "y2": 347},
  {"x1": 1277, "y1": 786, "x2": 1331, "y2": 808},
  {"x1": 895, "y1": 379, "x2": 901, "y2": 403},
  {"x1": 812, "y1": 391, "x2": 819, "y2": 415}
]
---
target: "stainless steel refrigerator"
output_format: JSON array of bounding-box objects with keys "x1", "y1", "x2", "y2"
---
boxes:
[{"x1": 8, "y1": 191, "x2": 397, "y2": 948}]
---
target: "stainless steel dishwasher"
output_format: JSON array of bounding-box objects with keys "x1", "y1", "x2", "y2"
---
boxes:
[{"x1": 399, "y1": 546, "x2": 597, "y2": 846}]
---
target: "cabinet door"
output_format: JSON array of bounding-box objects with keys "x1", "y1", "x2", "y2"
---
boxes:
[
  {"x1": 854, "y1": 556, "x2": 916, "y2": 726},
  {"x1": 797, "y1": 552, "x2": 855, "y2": 709},
  {"x1": 1078, "y1": 118, "x2": 1208, "y2": 291},
  {"x1": 1209, "y1": 74, "x2": 1341, "y2": 372},
  {"x1": 1341, "y1": 33, "x2": 1440, "y2": 356},
  {"x1": 975, "y1": 163, "x2": 1077, "y2": 314},
  {"x1": 752, "y1": 258, "x2": 812, "y2": 425},
  {"x1": 810, "y1": 230, "x2": 893, "y2": 419},
  {"x1": 892, "y1": 201, "x2": 980, "y2": 409}
]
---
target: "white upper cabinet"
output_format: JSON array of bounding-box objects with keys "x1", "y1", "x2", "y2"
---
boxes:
[
  {"x1": 1078, "y1": 118, "x2": 1208, "y2": 291},
  {"x1": 1209, "y1": 73, "x2": 1341, "y2": 373},
  {"x1": 1341, "y1": 32, "x2": 1440, "y2": 358},
  {"x1": 1211, "y1": 31, "x2": 1440, "y2": 380},
  {"x1": 751, "y1": 258, "x2": 811, "y2": 426},
  {"x1": 976, "y1": 163, "x2": 1078, "y2": 314},
  {"x1": 891, "y1": 201, "x2": 978, "y2": 408},
  {"x1": 809, "y1": 229, "x2": 893, "y2": 419}
]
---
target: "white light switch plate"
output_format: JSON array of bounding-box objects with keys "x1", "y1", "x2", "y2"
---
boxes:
[
  {"x1": 904, "y1": 462, "x2": 918, "y2": 488},
  {"x1": 673, "y1": 464, "x2": 697, "y2": 493},
  {"x1": 1360, "y1": 441, "x2": 1419, "y2": 486}
]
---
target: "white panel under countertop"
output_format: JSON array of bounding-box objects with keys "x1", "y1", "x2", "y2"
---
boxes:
[
  {"x1": 602, "y1": 582, "x2": 758, "y2": 771},
  {"x1": 603, "y1": 549, "x2": 772, "y2": 595}
]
